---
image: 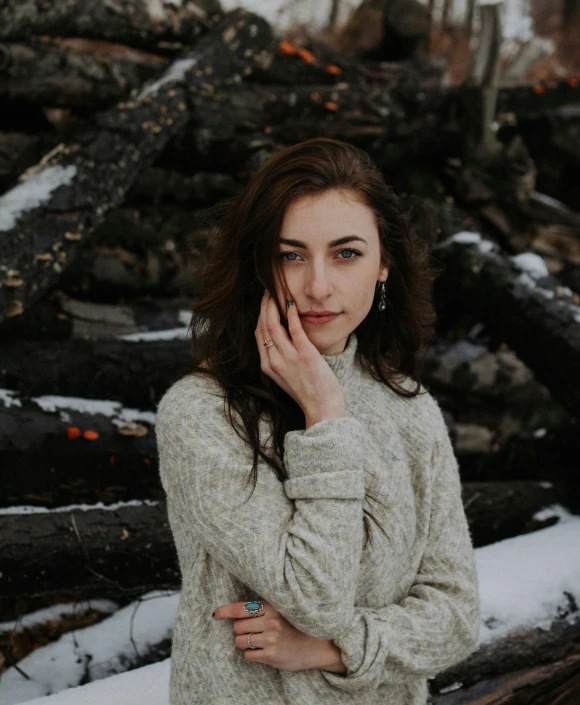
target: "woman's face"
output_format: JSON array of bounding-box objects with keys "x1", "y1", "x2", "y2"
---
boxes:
[{"x1": 276, "y1": 189, "x2": 389, "y2": 356}]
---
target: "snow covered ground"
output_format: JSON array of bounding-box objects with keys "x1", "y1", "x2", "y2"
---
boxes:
[{"x1": 2, "y1": 504, "x2": 579, "y2": 705}]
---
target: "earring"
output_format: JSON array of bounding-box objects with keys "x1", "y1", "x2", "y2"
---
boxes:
[{"x1": 378, "y1": 281, "x2": 386, "y2": 311}]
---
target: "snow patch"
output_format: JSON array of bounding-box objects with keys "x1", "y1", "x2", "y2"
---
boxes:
[
  {"x1": 532, "y1": 504, "x2": 577, "y2": 524},
  {"x1": 0, "y1": 591, "x2": 178, "y2": 705},
  {"x1": 511, "y1": 252, "x2": 549, "y2": 279},
  {"x1": 0, "y1": 499, "x2": 160, "y2": 516},
  {"x1": 0, "y1": 601, "x2": 118, "y2": 636},
  {"x1": 477, "y1": 516, "x2": 580, "y2": 645},
  {"x1": 137, "y1": 58, "x2": 197, "y2": 100},
  {"x1": 0, "y1": 165, "x2": 77, "y2": 232},
  {"x1": 0, "y1": 388, "x2": 21, "y2": 408},
  {"x1": 451, "y1": 231, "x2": 481, "y2": 244},
  {"x1": 119, "y1": 327, "x2": 189, "y2": 341}
]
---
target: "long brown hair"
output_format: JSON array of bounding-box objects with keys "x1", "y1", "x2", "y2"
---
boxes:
[{"x1": 187, "y1": 138, "x2": 438, "y2": 548}]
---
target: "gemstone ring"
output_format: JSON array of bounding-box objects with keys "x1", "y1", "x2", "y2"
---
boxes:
[{"x1": 243, "y1": 600, "x2": 264, "y2": 617}]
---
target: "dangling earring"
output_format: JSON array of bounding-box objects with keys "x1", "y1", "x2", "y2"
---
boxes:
[{"x1": 378, "y1": 281, "x2": 386, "y2": 311}]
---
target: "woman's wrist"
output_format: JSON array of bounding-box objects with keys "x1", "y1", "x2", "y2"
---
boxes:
[{"x1": 302, "y1": 636, "x2": 347, "y2": 673}]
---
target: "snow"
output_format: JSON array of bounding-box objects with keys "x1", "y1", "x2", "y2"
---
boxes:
[
  {"x1": 0, "y1": 499, "x2": 159, "y2": 516},
  {"x1": 510, "y1": 252, "x2": 549, "y2": 279},
  {"x1": 0, "y1": 388, "x2": 157, "y2": 427},
  {"x1": 3, "y1": 509, "x2": 580, "y2": 705},
  {"x1": 476, "y1": 511, "x2": 580, "y2": 645},
  {"x1": 0, "y1": 165, "x2": 77, "y2": 232},
  {"x1": 0, "y1": 591, "x2": 179, "y2": 705},
  {"x1": 0, "y1": 601, "x2": 118, "y2": 637},
  {"x1": 0, "y1": 388, "x2": 21, "y2": 408},
  {"x1": 137, "y1": 58, "x2": 198, "y2": 100},
  {"x1": 119, "y1": 327, "x2": 189, "y2": 341}
]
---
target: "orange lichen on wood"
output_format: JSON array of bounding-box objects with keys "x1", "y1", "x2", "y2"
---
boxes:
[
  {"x1": 324, "y1": 101, "x2": 339, "y2": 111},
  {"x1": 83, "y1": 430, "x2": 99, "y2": 441},
  {"x1": 532, "y1": 84, "x2": 545, "y2": 94},
  {"x1": 325, "y1": 64, "x2": 342, "y2": 75},
  {"x1": 277, "y1": 41, "x2": 298, "y2": 56},
  {"x1": 66, "y1": 427, "x2": 82, "y2": 439},
  {"x1": 297, "y1": 47, "x2": 314, "y2": 64}
]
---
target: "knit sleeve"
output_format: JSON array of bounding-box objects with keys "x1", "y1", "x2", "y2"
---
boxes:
[
  {"x1": 155, "y1": 377, "x2": 367, "y2": 641},
  {"x1": 320, "y1": 423, "x2": 480, "y2": 691}
]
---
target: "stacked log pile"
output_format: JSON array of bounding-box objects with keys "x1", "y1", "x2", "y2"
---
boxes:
[{"x1": 1, "y1": 1, "x2": 580, "y2": 702}]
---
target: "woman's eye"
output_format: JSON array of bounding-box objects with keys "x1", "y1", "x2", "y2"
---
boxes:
[{"x1": 279, "y1": 249, "x2": 362, "y2": 262}]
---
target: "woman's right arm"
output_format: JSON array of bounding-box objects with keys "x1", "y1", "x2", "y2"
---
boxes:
[{"x1": 155, "y1": 378, "x2": 367, "y2": 642}]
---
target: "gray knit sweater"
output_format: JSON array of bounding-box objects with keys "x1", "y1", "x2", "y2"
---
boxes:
[{"x1": 155, "y1": 331, "x2": 480, "y2": 704}]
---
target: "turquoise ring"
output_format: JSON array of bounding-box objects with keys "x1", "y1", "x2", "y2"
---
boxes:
[{"x1": 243, "y1": 601, "x2": 264, "y2": 617}]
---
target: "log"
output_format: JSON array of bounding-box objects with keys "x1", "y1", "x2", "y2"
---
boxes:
[
  {"x1": 431, "y1": 618, "x2": 580, "y2": 701},
  {"x1": 0, "y1": 392, "x2": 163, "y2": 507},
  {"x1": 0, "y1": 291, "x2": 193, "y2": 341},
  {"x1": 432, "y1": 653, "x2": 580, "y2": 704},
  {"x1": 423, "y1": 336, "x2": 535, "y2": 397},
  {"x1": 0, "y1": 0, "x2": 221, "y2": 49},
  {"x1": 0, "y1": 482, "x2": 570, "y2": 615},
  {"x1": 432, "y1": 233, "x2": 580, "y2": 418},
  {"x1": 0, "y1": 9, "x2": 274, "y2": 325},
  {"x1": 461, "y1": 481, "x2": 570, "y2": 548},
  {"x1": 0, "y1": 39, "x2": 169, "y2": 111},
  {"x1": 0, "y1": 337, "x2": 192, "y2": 410},
  {"x1": 0, "y1": 502, "x2": 180, "y2": 622}
]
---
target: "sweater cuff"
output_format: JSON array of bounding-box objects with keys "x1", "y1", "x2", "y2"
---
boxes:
[
  {"x1": 283, "y1": 417, "x2": 366, "y2": 500},
  {"x1": 319, "y1": 612, "x2": 382, "y2": 691}
]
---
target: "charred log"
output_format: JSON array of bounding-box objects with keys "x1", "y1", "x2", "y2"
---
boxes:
[{"x1": 0, "y1": 9, "x2": 274, "y2": 325}]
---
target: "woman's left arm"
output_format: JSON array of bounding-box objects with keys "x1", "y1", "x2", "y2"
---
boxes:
[{"x1": 319, "y1": 426, "x2": 481, "y2": 692}]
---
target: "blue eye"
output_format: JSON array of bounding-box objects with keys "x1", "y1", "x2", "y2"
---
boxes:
[{"x1": 279, "y1": 248, "x2": 362, "y2": 261}]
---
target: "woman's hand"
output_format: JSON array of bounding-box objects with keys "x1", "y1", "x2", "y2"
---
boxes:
[
  {"x1": 214, "y1": 600, "x2": 346, "y2": 673},
  {"x1": 255, "y1": 291, "x2": 345, "y2": 423}
]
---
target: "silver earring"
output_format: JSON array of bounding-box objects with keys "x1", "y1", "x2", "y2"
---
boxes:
[{"x1": 378, "y1": 281, "x2": 386, "y2": 311}]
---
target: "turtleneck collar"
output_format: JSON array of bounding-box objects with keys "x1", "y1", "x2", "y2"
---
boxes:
[{"x1": 321, "y1": 331, "x2": 359, "y2": 388}]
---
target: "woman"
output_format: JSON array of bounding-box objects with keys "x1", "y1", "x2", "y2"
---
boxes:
[{"x1": 155, "y1": 137, "x2": 480, "y2": 705}]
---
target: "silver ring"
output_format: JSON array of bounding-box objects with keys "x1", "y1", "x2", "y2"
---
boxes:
[
  {"x1": 247, "y1": 632, "x2": 257, "y2": 649},
  {"x1": 263, "y1": 339, "x2": 275, "y2": 348}
]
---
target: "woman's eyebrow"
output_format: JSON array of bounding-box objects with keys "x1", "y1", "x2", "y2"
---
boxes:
[{"x1": 279, "y1": 235, "x2": 368, "y2": 249}]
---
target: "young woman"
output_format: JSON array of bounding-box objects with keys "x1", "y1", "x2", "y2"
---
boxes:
[{"x1": 155, "y1": 137, "x2": 480, "y2": 705}]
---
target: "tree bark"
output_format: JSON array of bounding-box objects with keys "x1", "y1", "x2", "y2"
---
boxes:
[
  {"x1": 433, "y1": 235, "x2": 580, "y2": 418},
  {"x1": 431, "y1": 619, "x2": 580, "y2": 702},
  {"x1": 0, "y1": 9, "x2": 274, "y2": 325},
  {"x1": 0, "y1": 39, "x2": 169, "y2": 111},
  {"x1": 0, "y1": 502, "x2": 179, "y2": 621},
  {"x1": 0, "y1": 0, "x2": 221, "y2": 49}
]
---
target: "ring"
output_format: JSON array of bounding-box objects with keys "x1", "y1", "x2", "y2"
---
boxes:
[
  {"x1": 263, "y1": 339, "x2": 275, "y2": 348},
  {"x1": 243, "y1": 600, "x2": 264, "y2": 617},
  {"x1": 247, "y1": 632, "x2": 257, "y2": 649}
]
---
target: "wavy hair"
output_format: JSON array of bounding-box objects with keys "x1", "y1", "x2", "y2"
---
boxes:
[{"x1": 187, "y1": 138, "x2": 438, "y2": 547}]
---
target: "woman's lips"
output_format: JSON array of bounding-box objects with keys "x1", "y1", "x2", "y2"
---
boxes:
[{"x1": 300, "y1": 313, "x2": 340, "y2": 325}]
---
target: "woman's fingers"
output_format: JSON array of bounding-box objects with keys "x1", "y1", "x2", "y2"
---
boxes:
[
  {"x1": 285, "y1": 296, "x2": 311, "y2": 352},
  {"x1": 264, "y1": 294, "x2": 294, "y2": 356}
]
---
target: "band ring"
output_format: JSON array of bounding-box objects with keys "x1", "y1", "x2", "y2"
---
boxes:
[
  {"x1": 247, "y1": 632, "x2": 257, "y2": 649},
  {"x1": 263, "y1": 339, "x2": 275, "y2": 348}
]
